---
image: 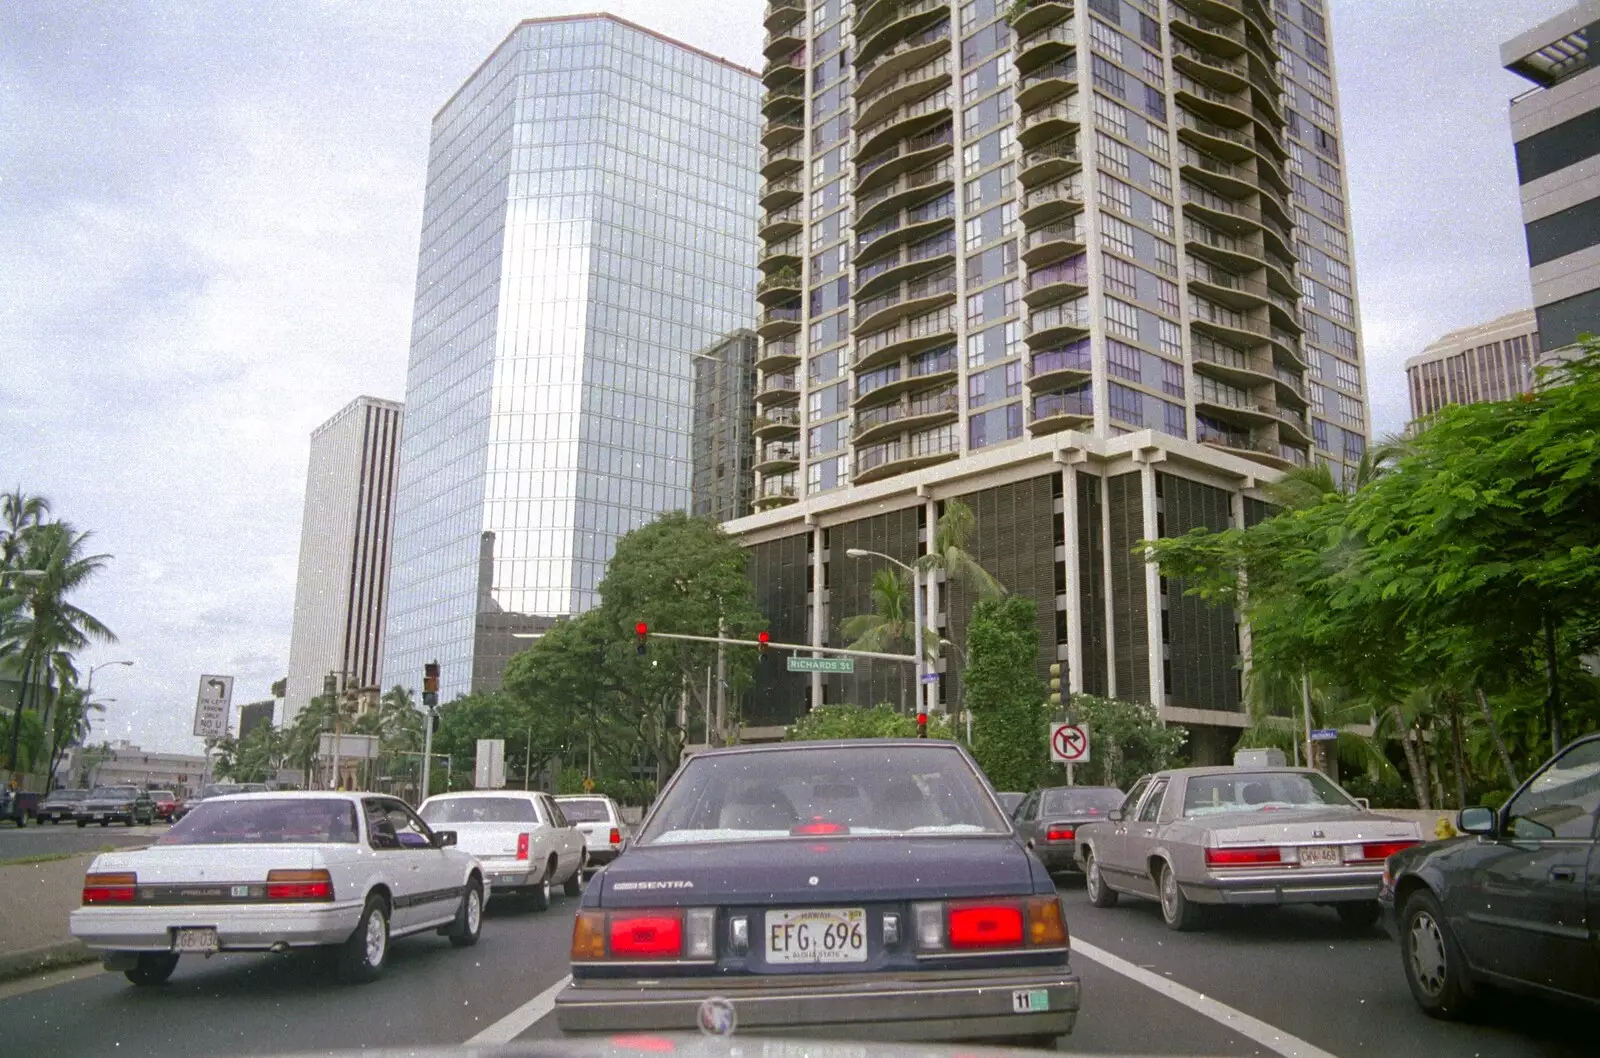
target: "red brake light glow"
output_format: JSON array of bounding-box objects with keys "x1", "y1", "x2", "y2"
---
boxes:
[
  {"x1": 608, "y1": 827, "x2": 621, "y2": 845},
  {"x1": 1045, "y1": 826, "x2": 1075, "y2": 842},
  {"x1": 1205, "y1": 846, "x2": 1283, "y2": 868},
  {"x1": 1358, "y1": 840, "x2": 1420, "y2": 863},
  {"x1": 83, "y1": 872, "x2": 137, "y2": 904},
  {"x1": 265, "y1": 869, "x2": 334, "y2": 901},
  {"x1": 517, "y1": 833, "x2": 530, "y2": 860},
  {"x1": 608, "y1": 910, "x2": 684, "y2": 958},
  {"x1": 947, "y1": 901, "x2": 1025, "y2": 949},
  {"x1": 791, "y1": 816, "x2": 848, "y2": 835}
]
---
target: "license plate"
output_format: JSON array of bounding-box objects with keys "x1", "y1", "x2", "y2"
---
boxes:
[
  {"x1": 173, "y1": 928, "x2": 219, "y2": 953},
  {"x1": 1298, "y1": 845, "x2": 1341, "y2": 866},
  {"x1": 765, "y1": 908, "x2": 867, "y2": 964},
  {"x1": 1013, "y1": 988, "x2": 1050, "y2": 1013}
]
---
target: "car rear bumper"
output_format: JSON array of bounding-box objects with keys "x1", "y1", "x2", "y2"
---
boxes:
[
  {"x1": 482, "y1": 865, "x2": 540, "y2": 893},
  {"x1": 75, "y1": 811, "x2": 132, "y2": 824},
  {"x1": 1183, "y1": 868, "x2": 1384, "y2": 906},
  {"x1": 1035, "y1": 844, "x2": 1079, "y2": 872},
  {"x1": 69, "y1": 901, "x2": 365, "y2": 952},
  {"x1": 555, "y1": 966, "x2": 1081, "y2": 1040},
  {"x1": 582, "y1": 847, "x2": 619, "y2": 868}
]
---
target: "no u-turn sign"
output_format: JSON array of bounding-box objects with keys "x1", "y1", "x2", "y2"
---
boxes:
[{"x1": 1049, "y1": 722, "x2": 1091, "y2": 764}]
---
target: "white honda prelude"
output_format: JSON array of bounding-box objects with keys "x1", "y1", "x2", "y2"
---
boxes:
[{"x1": 69, "y1": 791, "x2": 487, "y2": 986}]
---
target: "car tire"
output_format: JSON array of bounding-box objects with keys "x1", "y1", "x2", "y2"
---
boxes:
[
  {"x1": 563, "y1": 855, "x2": 584, "y2": 897},
  {"x1": 77, "y1": 819, "x2": 86, "y2": 828},
  {"x1": 1401, "y1": 889, "x2": 1474, "y2": 1019},
  {"x1": 124, "y1": 952, "x2": 180, "y2": 986},
  {"x1": 337, "y1": 894, "x2": 390, "y2": 984},
  {"x1": 1158, "y1": 861, "x2": 1204, "y2": 931},
  {"x1": 526, "y1": 876, "x2": 552, "y2": 913},
  {"x1": 99, "y1": 820, "x2": 108, "y2": 827},
  {"x1": 448, "y1": 879, "x2": 483, "y2": 948},
  {"x1": 1085, "y1": 852, "x2": 1119, "y2": 908},
  {"x1": 1336, "y1": 900, "x2": 1381, "y2": 931}
]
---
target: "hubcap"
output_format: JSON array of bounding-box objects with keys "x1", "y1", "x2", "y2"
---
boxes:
[
  {"x1": 1160, "y1": 868, "x2": 1178, "y2": 919},
  {"x1": 543, "y1": 879, "x2": 551, "y2": 902},
  {"x1": 365, "y1": 910, "x2": 386, "y2": 966},
  {"x1": 466, "y1": 889, "x2": 481, "y2": 933},
  {"x1": 1087, "y1": 860, "x2": 1101, "y2": 897},
  {"x1": 1408, "y1": 911, "x2": 1448, "y2": 997}
]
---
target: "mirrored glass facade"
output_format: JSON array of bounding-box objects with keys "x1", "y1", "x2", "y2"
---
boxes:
[{"x1": 384, "y1": 16, "x2": 759, "y2": 698}]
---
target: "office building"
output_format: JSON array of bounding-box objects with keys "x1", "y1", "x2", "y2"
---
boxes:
[
  {"x1": 692, "y1": 329, "x2": 760, "y2": 522},
  {"x1": 729, "y1": 0, "x2": 1368, "y2": 758},
  {"x1": 1405, "y1": 309, "x2": 1541, "y2": 419},
  {"x1": 58, "y1": 742, "x2": 210, "y2": 796},
  {"x1": 382, "y1": 16, "x2": 760, "y2": 698},
  {"x1": 238, "y1": 699, "x2": 277, "y2": 740},
  {"x1": 285, "y1": 396, "x2": 403, "y2": 723},
  {"x1": 1503, "y1": 2, "x2": 1599, "y2": 351}
]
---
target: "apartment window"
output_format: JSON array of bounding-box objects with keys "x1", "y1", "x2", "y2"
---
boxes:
[
  {"x1": 1338, "y1": 393, "x2": 1362, "y2": 425},
  {"x1": 966, "y1": 240, "x2": 1018, "y2": 284},
  {"x1": 961, "y1": 20, "x2": 1009, "y2": 66},
  {"x1": 964, "y1": 161, "x2": 1015, "y2": 211},
  {"x1": 1094, "y1": 93, "x2": 1130, "y2": 138},
  {"x1": 810, "y1": 177, "x2": 843, "y2": 219},
  {"x1": 1099, "y1": 173, "x2": 1134, "y2": 215},
  {"x1": 1301, "y1": 274, "x2": 1318, "y2": 301},
  {"x1": 1153, "y1": 236, "x2": 1177, "y2": 276},
  {"x1": 1143, "y1": 84, "x2": 1167, "y2": 122},
  {"x1": 1334, "y1": 357, "x2": 1360, "y2": 391},
  {"x1": 1308, "y1": 382, "x2": 1328, "y2": 412},
  {"x1": 1104, "y1": 253, "x2": 1138, "y2": 297},
  {"x1": 1325, "y1": 257, "x2": 1351, "y2": 292},
  {"x1": 1108, "y1": 381, "x2": 1143, "y2": 425},
  {"x1": 1304, "y1": 34, "x2": 1329, "y2": 68},
  {"x1": 1108, "y1": 338, "x2": 1141, "y2": 381},
  {"x1": 1156, "y1": 277, "x2": 1180, "y2": 316},
  {"x1": 1090, "y1": 17, "x2": 1124, "y2": 62},
  {"x1": 1327, "y1": 290, "x2": 1354, "y2": 324},
  {"x1": 1159, "y1": 317, "x2": 1181, "y2": 358},
  {"x1": 962, "y1": 56, "x2": 1007, "y2": 105},
  {"x1": 1159, "y1": 357, "x2": 1185, "y2": 397},
  {"x1": 1096, "y1": 132, "x2": 1131, "y2": 176},
  {"x1": 1330, "y1": 322, "x2": 1356, "y2": 357},
  {"x1": 1150, "y1": 196, "x2": 1173, "y2": 234},
  {"x1": 1091, "y1": 56, "x2": 1126, "y2": 99},
  {"x1": 963, "y1": 128, "x2": 1006, "y2": 177},
  {"x1": 1089, "y1": 0, "x2": 1121, "y2": 18},
  {"x1": 1139, "y1": 14, "x2": 1161, "y2": 48},
  {"x1": 958, "y1": 0, "x2": 994, "y2": 32},
  {"x1": 966, "y1": 319, "x2": 1022, "y2": 367},
  {"x1": 1146, "y1": 124, "x2": 1170, "y2": 164},
  {"x1": 1324, "y1": 225, "x2": 1348, "y2": 256},
  {"x1": 1101, "y1": 213, "x2": 1136, "y2": 256},
  {"x1": 1105, "y1": 296, "x2": 1140, "y2": 339},
  {"x1": 963, "y1": 88, "x2": 1013, "y2": 138}
]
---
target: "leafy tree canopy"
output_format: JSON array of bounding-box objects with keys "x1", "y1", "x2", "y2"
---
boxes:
[{"x1": 786, "y1": 704, "x2": 956, "y2": 742}]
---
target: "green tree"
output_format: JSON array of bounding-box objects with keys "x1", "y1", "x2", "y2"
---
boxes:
[
  {"x1": 786, "y1": 703, "x2": 956, "y2": 741},
  {"x1": 839, "y1": 569, "x2": 938, "y2": 712},
  {"x1": 47, "y1": 682, "x2": 107, "y2": 790},
  {"x1": 965, "y1": 596, "x2": 1048, "y2": 790},
  {"x1": 1059, "y1": 694, "x2": 1186, "y2": 790}
]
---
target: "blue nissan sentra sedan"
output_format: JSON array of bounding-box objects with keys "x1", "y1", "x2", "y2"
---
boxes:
[{"x1": 555, "y1": 740, "x2": 1081, "y2": 1046}]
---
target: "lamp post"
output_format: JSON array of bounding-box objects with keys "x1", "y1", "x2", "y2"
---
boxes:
[{"x1": 844, "y1": 549, "x2": 928, "y2": 719}]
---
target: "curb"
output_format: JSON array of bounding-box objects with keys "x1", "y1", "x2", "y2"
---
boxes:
[{"x1": 0, "y1": 940, "x2": 97, "y2": 983}]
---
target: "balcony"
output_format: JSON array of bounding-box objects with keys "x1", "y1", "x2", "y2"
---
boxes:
[
  {"x1": 763, "y1": 0, "x2": 804, "y2": 33},
  {"x1": 856, "y1": 88, "x2": 954, "y2": 161},
  {"x1": 855, "y1": 123, "x2": 954, "y2": 195},
  {"x1": 1025, "y1": 297, "x2": 1092, "y2": 348},
  {"x1": 1264, "y1": 287, "x2": 1303, "y2": 332},
  {"x1": 1189, "y1": 293, "x2": 1268, "y2": 344},
  {"x1": 857, "y1": 158, "x2": 955, "y2": 229},
  {"x1": 1029, "y1": 385, "x2": 1095, "y2": 436},
  {"x1": 856, "y1": 346, "x2": 959, "y2": 408},
  {"x1": 757, "y1": 268, "x2": 802, "y2": 306},
  {"x1": 856, "y1": 229, "x2": 958, "y2": 300},
  {"x1": 754, "y1": 441, "x2": 801, "y2": 475},
  {"x1": 1023, "y1": 254, "x2": 1090, "y2": 308},
  {"x1": 752, "y1": 406, "x2": 802, "y2": 440},
  {"x1": 761, "y1": 115, "x2": 804, "y2": 151},
  {"x1": 762, "y1": 47, "x2": 806, "y2": 90},
  {"x1": 856, "y1": 17, "x2": 952, "y2": 98},
  {"x1": 1249, "y1": 109, "x2": 1289, "y2": 161},
  {"x1": 852, "y1": 387, "x2": 960, "y2": 445},
  {"x1": 1170, "y1": 6, "x2": 1247, "y2": 58},
  {"x1": 1017, "y1": 55, "x2": 1078, "y2": 110},
  {"x1": 853, "y1": 306, "x2": 958, "y2": 372},
  {"x1": 763, "y1": 81, "x2": 804, "y2": 120},
  {"x1": 762, "y1": 19, "x2": 805, "y2": 62},
  {"x1": 757, "y1": 304, "x2": 802, "y2": 340},
  {"x1": 1181, "y1": 181, "x2": 1263, "y2": 237},
  {"x1": 753, "y1": 473, "x2": 799, "y2": 509},
  {"x1": 855, "y1": 190, "x2": 954, "y2": 262},
  {"x1": 1191, "y1": 334, "x2": 1273, "y2": 387},
  {"x1": 1173, "y1": 0, "x2": 1245, "y2": 23},
  {"x1": 1272, "y1": 363, "x2": 1308, "y2": 405},
  {"x1": 1021, "y1": 216, "x2": 1089, "y2": 268},
  {"x1": 1269, "y1": 328, "x2": 1306, "y2": 369},
  {"x1": 1185, "y1": 217, "x2": 1268, "y2": 274},
  {"x1": 1019, "y1": 137, "x2": 1082, "y2": 187},
  {"x1": 756, "y1": 338, "x2": 801, "y2": 373},
  {"x1": 856, "y1": 55, "x2": 953, "y2": 130},
  {"x1": 1173, "y1": 72, "x2": 1252, "y2": 128},
  {"x1": 759, "y1": 233, "x2": 803, "y2": 271},
  {"x1": 1016, "y1": 96, "x2": 1083, "y2": 150},
  {"x1": 1186, "y1": 260, "x2": 1269, "y2": 311},
  {"x1": 1020, "y1": 173, "x2": 1086, "y2": 227},
  {"x1": 760, "y1": 141, "x2": 804, "y2": 179},
  {"x1": 1027, "y1": 341, "x2": 1093, "y2": 390},
  {"x1": 1007, "y1": 0, "x2": 1074, "y2": 39},
  {"x1": 857, "y1": 0, "x2": 951, "y2": 75},
  {"x1": 1178, "y1": 143, "x2": 1258, "y2": 203},
  {"x1": 760, "y1": 173, "x2": 804, "y2": 212},
  {"x1": 1016, "y1": 21, "x2": 1075, "y2": 74},
  {"x1": 1172, "y1": 39, "x2": 1248, "y2": 93},
  {"x1": 854, "y1": 426, "x2": 960, "y2": 484},
  {"x1": 1177, "y1": 106, "x2": 1256, "y2": 163},
  {"x1": 755, "y1": 372, "x2": 800, "y2": 404},
  {"x1": 759, "y1": 204, "x2": 805, "y2": 242},
  {"x1": 854, "y1": 266, "x2": 958, "y2": 335}
]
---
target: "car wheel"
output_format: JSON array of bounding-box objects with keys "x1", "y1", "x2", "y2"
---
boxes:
[
  {"x1": 526, "y1": 876, "x2": 551, "y2": 913},
  {"x1": 124, "y1": 952, "x2": 180, "y2": 986},
  {"x1": 448, "y1": 879, "x2": 483, "y2": 948},
  {"x1": 1085, "y1": 853, "x2": 1119, "y2": 908},
  {"x1": 563, "y1": 854, "x2": 584, "y2": 897},
  {"x1": 1336, "y1": 900, "x2": 1381, "y2": 931},
  {"x1": 125, "y1": 817, "x2": 135, "y2": 827},
  {"x1": 337, "y1": 894, "x2": 390, "y2": 983},
  {"x1": 77, "y1": 819, "x2": 86, "y2": 828},
  {"x1": 1158, "y1": 861, "x2": 1203, "y2": 931},
  {"x1": 1401, "y1": 890, "x2": 1473, "y2": 1018}
]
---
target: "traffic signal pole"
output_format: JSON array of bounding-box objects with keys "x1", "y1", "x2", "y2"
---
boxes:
[
  {"x1": 643, "y1": 630, "x2": 917, "y2": 663},
  {"x1": 421, "y1": 660, "x2": 440, "y2": 798}
]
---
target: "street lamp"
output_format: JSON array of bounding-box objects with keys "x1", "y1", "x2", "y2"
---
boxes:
[
  {"x1": 844, "y1": 548, "x2": 930, "y2": 719},
  {"x1": 85, "y1": 660, "x2": 134, "y2": 699}
]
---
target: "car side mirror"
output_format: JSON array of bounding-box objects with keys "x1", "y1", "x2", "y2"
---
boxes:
[
  {"x1": 1457, "y1": 807, "x2": 1496, "y2": 836},
  {"x1": 1108, "y1": 808, "x2": 1125, "y2": 822},
  {"x1": 434, "y1": 830, "x2": 458, "y2": 847}
]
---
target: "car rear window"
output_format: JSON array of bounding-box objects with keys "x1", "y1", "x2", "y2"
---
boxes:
[
  {"x1": 556, "y1": 798, "x2": 611, "y2": 823},
  {"x1": 1182, "y1": 771, "x2": 1358, "y2": 817},
  {"x1": 157, "y1": 798, "x2": 360, "y2": 844},
  {"x1": 638, "y1": 744, "x2": 1008, "y2": 845},
  {"x1": 419, "y1": 797, "x2": 540, "y2": 824},
  {"x1": 90, "y1": 787, "x2": 138, "y2": 799},
  {"x1": 52, "y1": 790, "x2": 88, "y2": 801},
  {"x1": 1041, "y1": 788, "x2": 1124, "y2": 816}
]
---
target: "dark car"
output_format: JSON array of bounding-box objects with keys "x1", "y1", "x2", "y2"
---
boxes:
[
  {"x1": 1012, "y1": 786, "x2": 1123, "y2": 874},
  {"x1": 75, "y1": 787, "x2": 155, "y2": 827},
  {"x1": 2, "y1": 788, "x2": 42, "y2": 827},
  {"x1": 35, "y1": 788, "x2": 89, "y2": 824},
  {"x1": 170, "y1": 782, "x2": 243, "y2": 821},
  {"x1": 1381, "y1": 732, "x2": 1600, "y2": 1018},
  {"x1": 554, "y1": 740, "x2": 1080, "y2": 1045}
]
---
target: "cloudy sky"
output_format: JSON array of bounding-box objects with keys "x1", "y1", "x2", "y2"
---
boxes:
[{"x1": 0, "y1": 0, "x2": 1567, "y2": 753}]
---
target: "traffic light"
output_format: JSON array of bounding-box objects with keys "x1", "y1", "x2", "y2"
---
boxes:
[
  {"x1": 916, "y1": 712, "x2": 928, "y2": 738},
  {"x1": 757, "y1": 630, "x2": 770, "y2": 660},
  {"x1": 1049, "y1": 663, "x2": 1063, "y2": 706},
  {"x1": 323, "y1": 672, "x2": 338, "y2": 699},
  {"x1": 635, "y1": 622, "x2": 649, "y2": 655},
  {"x1": 423, "y1": 661, "x2": 440, "y2": 708}
]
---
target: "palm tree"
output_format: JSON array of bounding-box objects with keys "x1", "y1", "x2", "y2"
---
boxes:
[
  {"x1": 1, "y1": 488, "x2": 51, "y2": 567},
  {"x1": 841, "y1": 569, "x2": 939, "y2": 712},
  {"x1": 1239, "y1": 666, "x2": 1397, "y2": 787},
  {"x1": 46, "y1": 683, "x2": 106, "y2": 790},
  {"x1": 915, "y1": 499, "x2": 1005, "y2": 600}
]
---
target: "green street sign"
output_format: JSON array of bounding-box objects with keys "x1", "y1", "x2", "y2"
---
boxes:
[{"x1": 786, "y1": 656, "x2": 855, "y2": 674}]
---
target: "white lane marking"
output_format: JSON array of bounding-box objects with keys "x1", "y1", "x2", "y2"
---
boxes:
[
  {"x1": 1072, "y1": 938, "x2": 1341, "y2": 1058},
  {"x1": 466, "y1": 973, "x2": 570, "y2": 1045}
]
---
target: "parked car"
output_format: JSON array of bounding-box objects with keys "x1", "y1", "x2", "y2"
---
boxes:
[
  {"x1": 170, "y1": 782, "x2": 243, "y2": 821},
  {"x1": 554, "y1": 794, "x2": 629, "y2": 876},
  {"x1": 70, "y1": 792, "x2": 485, "y2": 985},
  {"x1": 1075, "y1": 766, "x2": 1422, "y2": 931},
  {"x1": 35, "y1": 788, "x2": 89, "y2": 824},
  {"x1": 555, "y1": 740, "x2": 1080, "y2": 1044},
  {"x1": 417, "y1": 790, "x2": 585, "y2": 910},
  {"x1": 1380, "y1": 732, "x2": 1600, "y2": 1018},
  {"x1": 148, "y1": 790, "x2": 178, "y2": 822},
  {"x1": 1013, "y1": 786, "x2": 1124, "y2": 874},
  {"x1": 75, "y1": 787, "x2": 156, "y2": 827},
  {"x1": 2, "y1": 787, "x2": 41, "y2": 827}
]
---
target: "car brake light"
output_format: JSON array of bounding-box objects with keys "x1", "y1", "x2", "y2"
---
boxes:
[
  {"x1": 1045, "y1": 825, "x2": 1075, "y2": 842},
  {"x1": 83, "y1": 872, "x2": 137, "y2": 904},
  {"x1": 1358, "y1": 840, "x2": 1419, "y2": 863},
  {"x1": 517, "y1": 833, "x2": 530, "y2": 860},
  {"x1": 1025, "y1": 896, "x2": 1068, "y2": 947},
  {"x1": 608, "y1": 910, "x2": 684, "y2": 958},
  {"x1": 791, "y1": 816, "x2": 848, "y2": 835},
  {"x1": 947, "y1": 900, "x2": 1025, "y2": 949},
  {"x1": 266, "y1": 869, "x2": 333, "y2": 901},
  {"x1": 1205, "y1": 846, "x2": 1283, "y2": 867},
  {"x1": 609, "y1": 827, "x2": 621, "y2": 845}
]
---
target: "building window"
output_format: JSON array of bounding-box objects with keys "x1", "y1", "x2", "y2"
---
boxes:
[
  {"x1": 1108, "y1": 381, "x2": 1143, "y2": 424},
  {"x1": 1105, "y1": 296, "x2": 1139, "y2": 339},
  {"x1": 1099, "y1": 172, "x2": 1134, "y2": 215},
  {"x1": 1156, "y1": 277, "x2": 1180, "y2": 316},
  {"x1": 1090, "y1": 17, "x2": 1124, "y2": 62},
  {"x1": 1103, "y1": 252, "x2": 1138, "y2": 297},
  {"x1": 1159, "y1": 317, "x2": 1181, "y2": 358},
  {"x1": 1094, "y1": 93, "x2": 1130, "y2": 138},
  {"x1": 1107, "y1": 338, "x2": 1141, "y2": 381},
  {"x1": 1327, "y1": 290, "x2": 1354, "y2": 324},
  {"x1": 1334, "y1": 357, "x2": 1360, "y2": 391},
  {"x1": 1150, "y1": 196, "x2": 1173, "y2": 235},
  {"x1": 1146, "y1": 124, "x2": 1170, "y2": 163},
  {"x1": 1338, "y1": 393, "x2": 1363, "y2": 426},
  {"x1": 1153, "y1": 236, "x2": 1177, "y2": 275},
  {"x1": 1091, "y1": 55, "x2": 1126, "y2": 99},
  {"x1": 1101, "y1": 213, "x2": 1136, "y2": 256},
  {"x1": 1096, "y1": 133, "x2": 1131, "y2": 177}
]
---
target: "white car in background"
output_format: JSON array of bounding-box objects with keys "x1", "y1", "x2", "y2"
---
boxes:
[
  {"x1": 555, "y1": 794, "x2": 629, "y2": 877},
  {"x1": 69, "y1": 792, "x2": 485, "y2": 986},
  {"x1": 417, "y1": 790, "x2": 585, "y2": 910}
]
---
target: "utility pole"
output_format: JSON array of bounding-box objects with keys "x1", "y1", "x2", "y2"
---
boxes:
[
  {"x1": 714, "y1": 615, "x2": 727, "y2": 746},
  {"x1": 1301, "y1": 667, "x2": 1315, "y2": 774},
  {"x1": 524, "y1": 724, "x2": 532, "y2": 791},
  {"x1": 324, "y1": 672, "x2": 341, "y2": 790}
]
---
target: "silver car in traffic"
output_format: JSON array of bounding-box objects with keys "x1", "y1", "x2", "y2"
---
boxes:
[{"x1": 1074, "y1": 766, "x2": 1422, "y2": 931}]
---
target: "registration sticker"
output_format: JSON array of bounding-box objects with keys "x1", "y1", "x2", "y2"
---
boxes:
[
  {"x1": 231, "y1": 885, "x2": 251, "y2": 898},
  {"x1": 1012, "y1": 988, "x2": 1050, "y2": 1013}
]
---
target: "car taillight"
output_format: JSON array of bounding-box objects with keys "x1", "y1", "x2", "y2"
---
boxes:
[
  {"x1": 609, "y1": 827, "x2": 621, "y2": 845},
  {"x1": 609, "y1": 910, "x2": 684, "y2": 958},
  {"x1": 1025, "y1": 895, "x2": 1068, "y2": 947},
  {"x1": 572, "y1": 908, "x2": 714, "y2": 961},
  {"x1": 1358, "y1": 840, "x2": 1419, "y2": 863},
  {"x1": 266, "y1": 869, "x2": 333, "y2": 901},
  {"x1": 572, "y1": 911, "x2": 607, "y2": 960},
  {"x1": 1205, "y1": 846, "x2": 1283, "y2": 868},
  {"x1": 947, "y1": 901, "x2": 1025, "y2": 949},
  {"x1": 791, "y1": 816, "x2": 848, "y2": 835},
  {"x1": 83, "y1": 872, "x2": 136, "y2": 904},
  {"x1": 517, "y1": 834, "x2": 530, "y2": 860},
  {"x1": 1045, "y1": 825, "x2": 1075, "y2": 842}
]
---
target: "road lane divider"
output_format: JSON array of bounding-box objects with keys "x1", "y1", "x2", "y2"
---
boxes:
[
  {"x1": 467, "y1": 974, "x2": 570, "y2": 1045},
  {"x1": 1071, "y1": 938, "x2": 1341, "y2": 1058}
]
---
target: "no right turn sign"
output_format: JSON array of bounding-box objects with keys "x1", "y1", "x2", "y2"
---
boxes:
[{"x1": 1049, "y1": 722, "x2": 1091, "y2": 764}]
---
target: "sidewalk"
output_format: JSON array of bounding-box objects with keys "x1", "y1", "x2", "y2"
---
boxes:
[{"x1": 0, "y1": 852, "x2": 97, "y2": 980}]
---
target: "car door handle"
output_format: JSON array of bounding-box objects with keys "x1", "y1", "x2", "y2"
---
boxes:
[{"x1": 1550, "y1": 867, "x2": 1577, "y2": 882}]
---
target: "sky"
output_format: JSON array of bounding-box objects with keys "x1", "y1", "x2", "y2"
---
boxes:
[{"x1": 0, "y1": 0, "x2": 1570, "y2": 753}]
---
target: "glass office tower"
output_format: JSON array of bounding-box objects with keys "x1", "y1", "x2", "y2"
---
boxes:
[{"x1": 383, "y1": 15, "x2": 759, "y2": 697}]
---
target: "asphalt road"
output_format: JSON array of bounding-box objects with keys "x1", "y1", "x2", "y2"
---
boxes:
[
  {"x1": 0, "y1": 821, "x2": 162, "y2": 860},
  {"x1": 0, "y1": 876, "x2": 1590, "y2": 1058}
]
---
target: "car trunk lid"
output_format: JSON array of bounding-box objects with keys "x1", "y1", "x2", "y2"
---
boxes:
[
  {"x1": 88, "y1": 844, "x2": 327, "y2": 884},
  {"x1": 1209, "y1": 809, "x2": 1421, "y2": 847},
  {"x1": 442, "y1": 821, "x2": 538, "y2": 862}
]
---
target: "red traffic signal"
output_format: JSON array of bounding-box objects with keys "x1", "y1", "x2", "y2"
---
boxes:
[
  {"x1": 635, "y1": 622, "x2": 649, "y2": 655},
  {"x1": 916, "y1": 712, "x2": 929, "y2": 738},
  {"x1": 757, "y1": 630, "x2": 770, "y2": 658}
]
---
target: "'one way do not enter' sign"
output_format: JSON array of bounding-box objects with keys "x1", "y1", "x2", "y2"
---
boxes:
[{"x1": 1049, "y1": 722, "x2": 1091, "y2": 764}]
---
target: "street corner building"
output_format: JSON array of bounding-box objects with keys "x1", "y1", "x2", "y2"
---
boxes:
[
  {"x1": 381, "y1": 15, "x2": 762, "y2": 700},
  {"x1": 724, "y1": 0, "x2": 1371, "y2": 759},
  {"x1": 1404, "y1": 309, "x2": 1542, "y2": 422}
]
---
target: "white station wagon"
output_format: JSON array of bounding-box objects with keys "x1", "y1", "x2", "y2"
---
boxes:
[{"x1": 69, "y1": 792, "x2": 486, "y2": 986}]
